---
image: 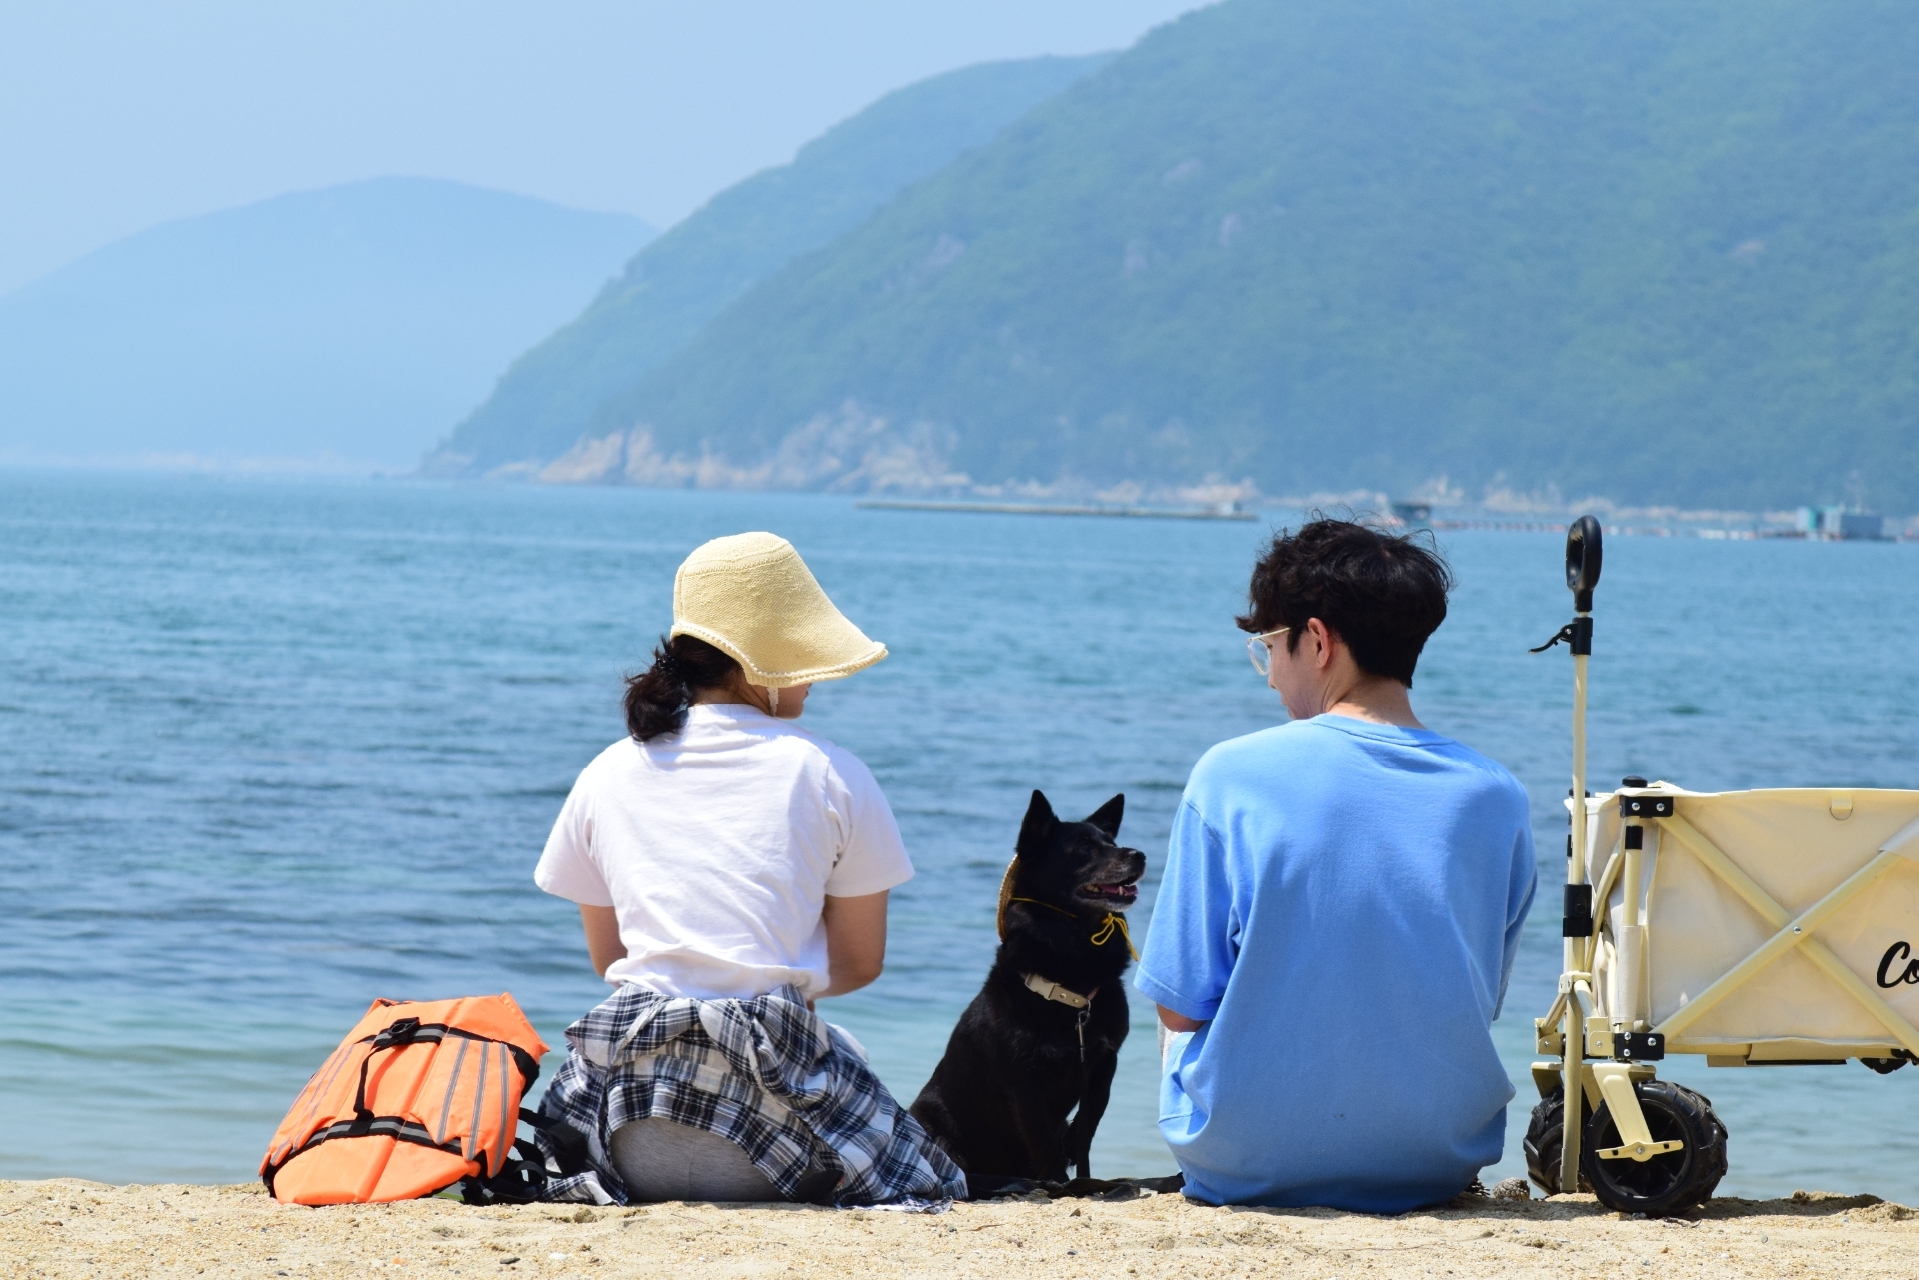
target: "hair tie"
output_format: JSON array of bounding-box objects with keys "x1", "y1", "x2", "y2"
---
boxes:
[{"x1": 655, "y1": 651, "x2": 685, "y2": 682}]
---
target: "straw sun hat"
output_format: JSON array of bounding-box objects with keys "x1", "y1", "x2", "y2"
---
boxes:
[{"x1": 670, "y1": 532, "x2": 886, "y2": 688}]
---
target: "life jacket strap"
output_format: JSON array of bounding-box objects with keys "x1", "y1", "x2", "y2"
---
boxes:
[{"x1": 348, "y1": 1022, "x2": 539, "y2": 1121}]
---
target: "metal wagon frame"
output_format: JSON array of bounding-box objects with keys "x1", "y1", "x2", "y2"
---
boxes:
[{"x1": 1525, "y1": 517, "x2": 1919, "y2": 1214}]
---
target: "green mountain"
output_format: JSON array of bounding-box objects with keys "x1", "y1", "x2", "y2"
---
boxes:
[
  {"x1": 0, "y1": 178, "x2": 649, "y2": 469},
  {"x1": 423, "y1": 54, "x2": 1108, "y2": 478},
  {"x1": 549, "y1": 0, "x2": 1919, "y2": 512}
]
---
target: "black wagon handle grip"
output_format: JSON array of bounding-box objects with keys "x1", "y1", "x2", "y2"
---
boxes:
[{"x1": 1565, "y1": 515, "x2": 1603, "y2": 613}]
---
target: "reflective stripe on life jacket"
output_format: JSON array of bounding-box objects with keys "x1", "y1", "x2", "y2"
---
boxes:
[{"x1": 261, "y1": 994, "x2": 550, "y2": 1205}]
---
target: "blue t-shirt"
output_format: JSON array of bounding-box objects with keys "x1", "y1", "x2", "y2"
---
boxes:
[{"x1": 1135, "y1": 714, "x2": 1536, "y2": 1213}]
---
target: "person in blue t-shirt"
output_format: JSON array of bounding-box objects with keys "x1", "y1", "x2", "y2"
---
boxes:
[{"x1": 1135, "y1": 519, "x2": 1536, "y2": 1213}]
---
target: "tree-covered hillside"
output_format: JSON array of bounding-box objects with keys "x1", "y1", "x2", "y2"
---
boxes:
[
  {"x1": 423, "y1": 54, "x2": 1107, "y2": 478},
  {"x1": 572, "y1": 0, "x2": 1919, "y2": 511}
]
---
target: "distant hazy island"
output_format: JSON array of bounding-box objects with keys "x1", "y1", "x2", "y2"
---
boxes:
[{"x1": 0, "y1": 178, "x2": 651, "y2": 470}]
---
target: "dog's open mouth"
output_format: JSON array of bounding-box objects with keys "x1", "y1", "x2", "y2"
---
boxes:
[{"x1": 1081, "y1": 881, "x2": 1140, "y2": 906}]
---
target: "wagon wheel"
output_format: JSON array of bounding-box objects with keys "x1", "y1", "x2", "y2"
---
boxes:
[
  {"x1": 1522, "y1": 1087, "x2": 1589, "y2": 1196},
  {"x1": 1580, "y1": 1080, "x2": 1728, "y2": 1216}
]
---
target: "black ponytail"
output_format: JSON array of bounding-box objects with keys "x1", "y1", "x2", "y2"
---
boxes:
[{"x1": 624, "y1": 635, "x2": 742, "y2": 742}]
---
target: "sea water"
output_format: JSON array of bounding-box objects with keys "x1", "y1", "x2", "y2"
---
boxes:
[{"x1": 3, "y1": 471, "x2": 1917, "y2": 1199}]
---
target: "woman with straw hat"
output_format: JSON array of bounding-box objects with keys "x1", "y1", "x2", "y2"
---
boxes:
[{"x1": 530, "y1": 533, "x2": 964, "y2": 1207}]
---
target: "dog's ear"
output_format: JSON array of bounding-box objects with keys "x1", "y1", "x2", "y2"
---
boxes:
[
  {"x1": 1017, "y1": 790, "x2": 1058, "y2": 856},
  {"x1": 1084, "y1": 794, "x2": 1124, "y2": 840}
]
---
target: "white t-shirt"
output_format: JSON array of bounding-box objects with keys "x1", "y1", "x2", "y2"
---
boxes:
[{"x1": 533, "y1": 703, "x2": 914, "y2": 999}]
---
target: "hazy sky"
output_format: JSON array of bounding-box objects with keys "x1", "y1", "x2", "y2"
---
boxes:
[{"x1": 0, "y1": 1, "x2": 1206, "y2": 295}]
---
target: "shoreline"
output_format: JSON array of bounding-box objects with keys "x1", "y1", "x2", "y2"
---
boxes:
[{"x1": 6, "y1": 1180, "x2": 1915, "y2": 1278}]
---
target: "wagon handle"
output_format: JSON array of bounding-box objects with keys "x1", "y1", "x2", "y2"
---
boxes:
[
  {"x1": 1530, "y1": 516, "x2": 1604, "y2": 653},
  {"x1": 1566, "y1": 514, "x2": 1603, "y2": 613},
  {"x1": 1551, "y1": 514, "x2": 1604, "y2": 1196}
]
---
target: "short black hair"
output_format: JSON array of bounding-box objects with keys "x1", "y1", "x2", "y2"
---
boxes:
[{"x1": 1235, "y1": 519, "x2": 1453, "y2": 687}]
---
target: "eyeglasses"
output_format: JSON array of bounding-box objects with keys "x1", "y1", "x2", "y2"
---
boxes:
[{"x1": 1246, "y1": 626, "x2": 1292, "y2": 676}]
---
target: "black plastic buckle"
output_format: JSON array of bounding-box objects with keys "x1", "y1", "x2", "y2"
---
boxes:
[
  {"x1": 1615, "y1": 1031, "x2": 1665, "y2": 1062},
  {"x1": 374, "y1": 1016, "x2": 423, "y2": 1049},
  {"x1": 1562, "y1": 884, "x2": 1594, "y2": 938},
  {"x1": 1618, "y1": 794, "x2": 1674, "y2": 819}
]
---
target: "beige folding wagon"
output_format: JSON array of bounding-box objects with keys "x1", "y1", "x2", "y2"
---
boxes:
[{"x1": 1524, "y1": 518, "x2": 1919, "y2": 1215}]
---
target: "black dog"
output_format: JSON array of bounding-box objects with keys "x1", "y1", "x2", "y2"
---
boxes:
[{"x1": 910, "y1": 790, "x2": 1147, "y2": 1182}]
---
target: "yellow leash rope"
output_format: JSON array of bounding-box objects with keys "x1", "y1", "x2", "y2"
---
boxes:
[
  {"x1": 1007, "y1": 896, "x2": 1139, "y2": 961},
  {"x1": 1088, "y1": 912, "x2": 1138, "y2": 960}
]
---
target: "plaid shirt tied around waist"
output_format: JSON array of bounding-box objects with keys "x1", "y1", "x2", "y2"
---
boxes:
[{"x1": 533, "y1": 982, "x2": 966, "y2": 1206}]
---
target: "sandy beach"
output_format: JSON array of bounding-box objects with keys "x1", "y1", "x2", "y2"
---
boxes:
[{"x1": 5, "y1": 1180, "x2": 1914, "y2": 1279}]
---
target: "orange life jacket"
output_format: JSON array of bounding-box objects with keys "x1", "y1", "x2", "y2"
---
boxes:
[{"x1": 261, "y1": 994, "x2": 550, "y2": 1205}]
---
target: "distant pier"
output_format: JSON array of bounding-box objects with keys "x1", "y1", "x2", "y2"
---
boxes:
[{"x1": 854, "y1": 499, "x2": 1257, "y2": 522}]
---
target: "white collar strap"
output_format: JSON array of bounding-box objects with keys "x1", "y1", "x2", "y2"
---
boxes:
[{"x1": 1022, "y1": 972, "x2": 1093, "y2": 1009}]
